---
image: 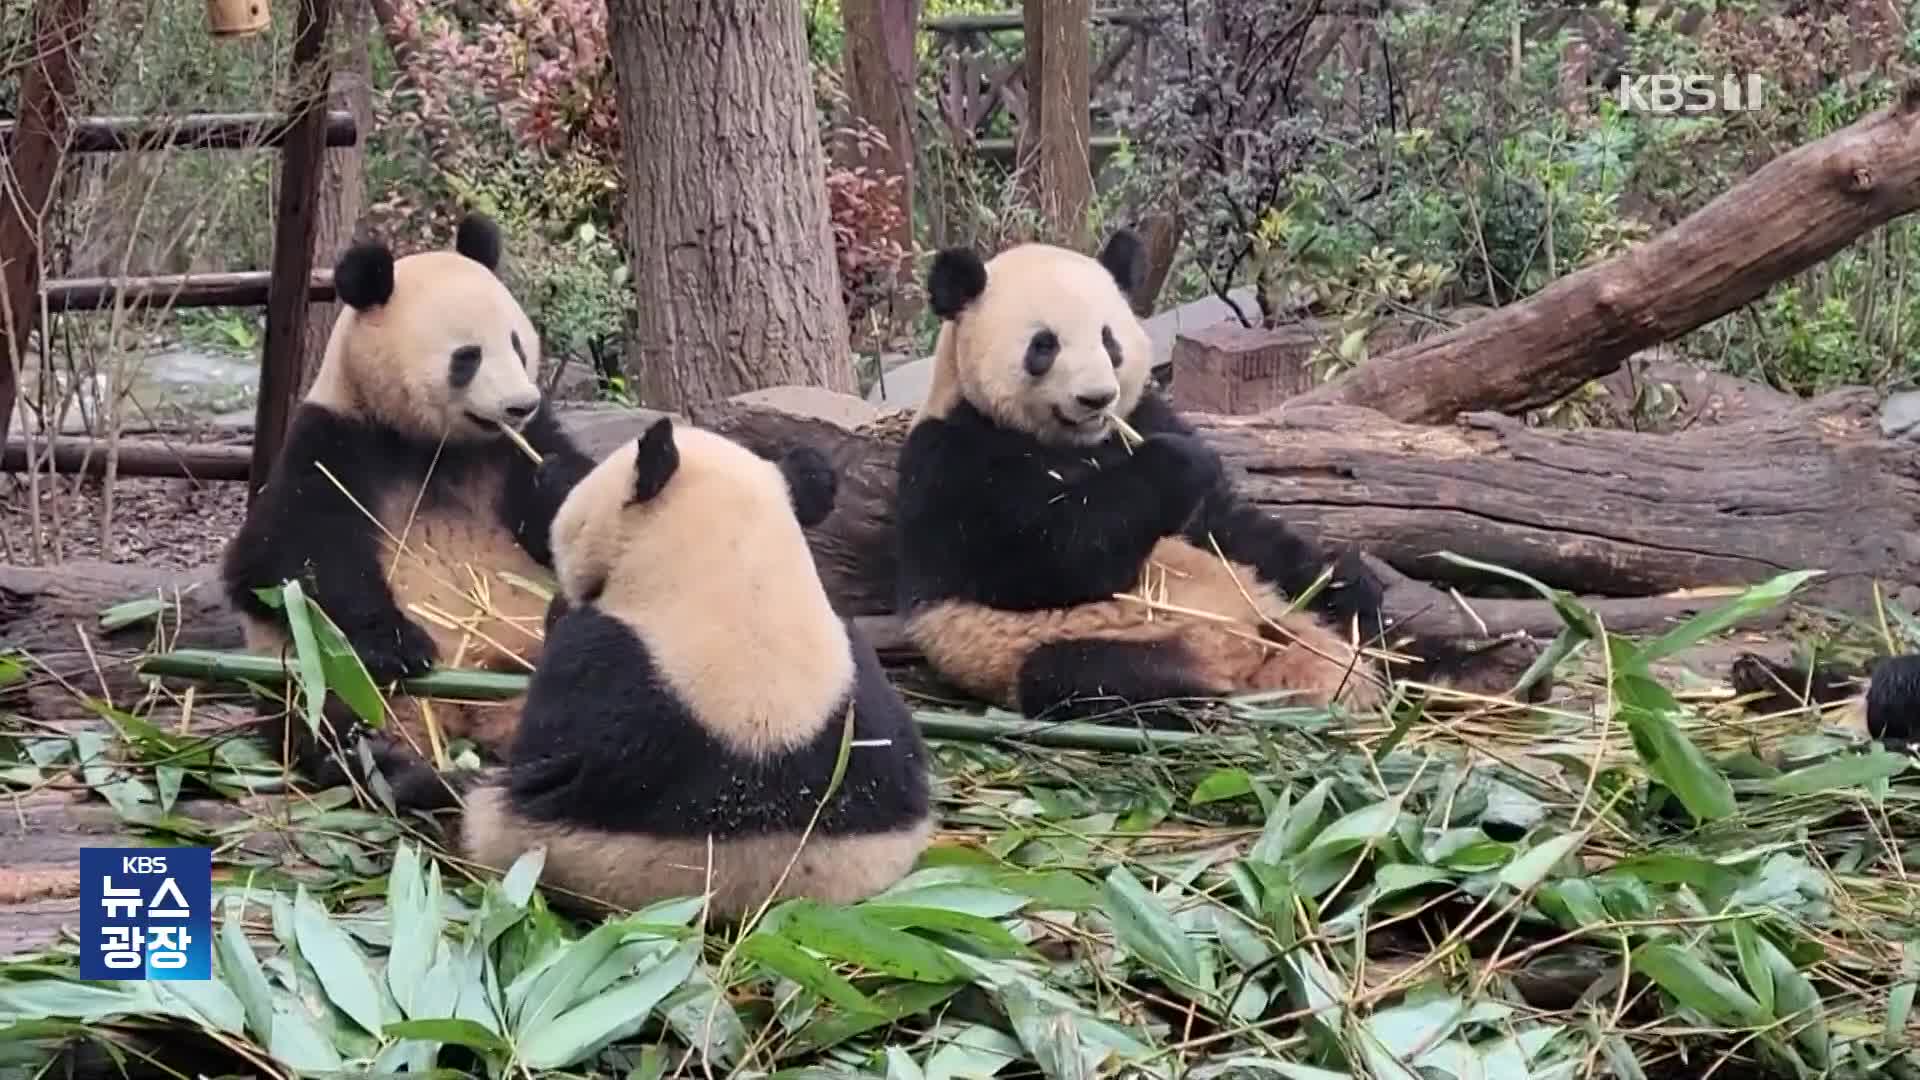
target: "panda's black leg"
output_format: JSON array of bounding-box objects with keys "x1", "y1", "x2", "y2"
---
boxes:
[
  {"x1": 1015, "y1": 639, "x2": 1223, "y2": 731},
  {"x1": 1865, "y1": 654, "x2": 1920, "y2": 744},
  {"x1": 1389, "y1": 634, "x2": 1556, "y2": 705},
  {"x1": 244, "y1": 698, "x2": 461, "y2": 812},
  {"x1": 1729, "y1": 652, "x2": 1864, "y2": 714}
]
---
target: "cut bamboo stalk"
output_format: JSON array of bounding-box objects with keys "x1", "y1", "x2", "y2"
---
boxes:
[{"x1": 135, "y1": 649, "x2": 1224, "y2": 751}]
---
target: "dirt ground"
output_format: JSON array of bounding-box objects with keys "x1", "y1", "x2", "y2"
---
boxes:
[{"x1": 1, "y1": 472, "x2": 248, "y2": 571}]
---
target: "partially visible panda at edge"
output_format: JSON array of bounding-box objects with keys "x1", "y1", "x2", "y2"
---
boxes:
[
  {"x1": 892, "y1": 230, "x2": 1549, "y2": 726},
  {"x1": 221, "y1": 214, "x2": 597, "y2": 795},
  {"x1": 1730, "y1": 650, "x2": 1919, "y2": 745},
  {"x1": 432, "y1": 417, "x2": 935, "y2": 918}
]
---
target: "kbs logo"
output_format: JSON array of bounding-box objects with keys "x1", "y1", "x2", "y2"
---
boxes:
[
  {"x1": 79, "y1": 847, "x2": 212, "y2": 981},
  {"x1": 1616, "y1": 73, "x2": 1765, "y2": 114}
]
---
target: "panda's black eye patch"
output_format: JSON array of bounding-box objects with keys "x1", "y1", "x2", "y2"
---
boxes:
[
  {"x1": 1102, "y1": 325, "x2": 1123, "y2": 368},
  {"x1": 510, "y1": 330, "x2": 527, "y2": 368},
  {"x1": 1024, "y1": 329, "x2": 1060, "y2": 377},
  {"x1": 449, "y1": 345, "x2": 483, "y2": 388}
]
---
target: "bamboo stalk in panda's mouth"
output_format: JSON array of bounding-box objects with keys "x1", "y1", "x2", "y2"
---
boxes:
[
  {"x1": 496, "y1": 421, "x2": 544, "y2": 465},
  {"x1": 1108, "y1": 410, "x2": 1144, "y2": 452}
]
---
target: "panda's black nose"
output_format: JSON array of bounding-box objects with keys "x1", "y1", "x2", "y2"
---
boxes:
[
  {"x1": 503, "y1": 402, "x2": 537, "y2": 421},
  {"x1": 1076, "y1": 389, "x2": 1117, "y2": 411}
]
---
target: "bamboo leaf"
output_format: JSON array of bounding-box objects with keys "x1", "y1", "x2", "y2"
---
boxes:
[
  {"x1": 1101, "y1": 866, "x2": 1210, "y2": 993},
  {"x1": 267, "y1": 1000, "x2": 344, "y2": 1073},
  {"x1": 1765, "y1": 751, "x2": 1909, "y2": 796},
  {"x1": 777, "y1": 901, "x2": 972, "y2": 983},
  {"x1": 1616, "y1": 673, "x2": 1736, "y2": 822},
  {"x1": 216, "y1": 907, "x2": 276, "y2": 1043},
  {"x1": 99, "y1": 596, "x2": 169, "y2": 633},
  {"x1": 1496, "y1": 832, "x2": 1582, "y2": 893},
  {"x1": 1631, "y1": 943, "x2": 1768, "y2": 1028},
  {"x1": 516, "y1": 939, "x2": 699, "y2": 1069},
  {"x1": 511, "y1": 920, "x2": 627, "y2": 1033},
  {"x1": 279, "y1": 581, "x2": 329, "y2": 733},
  {"x1": 309, "y1": 604, "x2": 386, "y2": 728},
  {"x1": 384, "y1": 1018, "x2": 512, "y2": 1055},
  {"x1": 500, "y1": 848, "x2": 546, "y2": 908},
  {"x1": 291, "y1": 886, "x2": 389, "y2": 1037},
  {"x1": 1190, "y1": 768, "x2": 1255, "y2": 805},
  {"x1": 1886, "y1": 941, "x2": 1919, "y2": 1048},
  {"x1": 738, "y1": 930, "x2": 877, "y2": 1013},
  {"x1": 1753, "y1": 929, "x2": 1828, "y2": 1066},
  {"x1": 386, "y1": 843, "x2": 439, "y2": 1018},
  {"x1": 1637, "y1": 571, "x2": 1824, "y2": 663},
  {"x1": 1302, "y1": 798, "x2": 1399, "y2": 860},
  {"x1": 1431, "y1": 551, "x2": 1598, "y2": 637},
  {"x1": 1731, "y1": 920, "x2": 1775, "y2": 1018},
  {"x1": 146, "y1": 979, "x2": 245, "y2": 1036},
  {"x1": 858, "y1": 904, "x2": 1030, "y2": 958}
]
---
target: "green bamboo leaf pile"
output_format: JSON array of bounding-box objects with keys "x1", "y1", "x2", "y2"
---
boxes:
[{"x1": 4, "y1": 568, "x2": 1916, "y2": 1077}]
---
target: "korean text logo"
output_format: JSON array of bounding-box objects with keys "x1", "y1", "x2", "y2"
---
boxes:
[{"x1": 79, "y1": 848, "x2": 212, "y2": 981}]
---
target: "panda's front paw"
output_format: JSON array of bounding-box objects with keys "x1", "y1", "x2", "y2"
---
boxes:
[
  {"x1": 531, "y1": 452, "x2": 590, "y2": 510},
  {"x1": 353, "y1": 616, "x2": 440, "y2": 684},
  {"x1": 1138, "y1": 433, "x2": 1223, "y2": 503}
]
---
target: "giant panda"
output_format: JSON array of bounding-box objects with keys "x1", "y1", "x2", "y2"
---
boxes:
[
  {"x1": 440, "y1": 416, "x2": 935, "y2": 918},
  {"x1": 1730, "y1": 650, "x2": 1918, "y2": 744},
  {"x1": 220, "y1": 214, "x2": 597, "y2": 794},
  {"x1": 893, "y1": 231, "x2": 1546, "y2": 726}
]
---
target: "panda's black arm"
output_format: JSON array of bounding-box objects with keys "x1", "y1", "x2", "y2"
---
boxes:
[
  {"x1": 500, "y1": 401, "x2": 596, "y2": 567},
  {"x1": 501, "y1": 605, "x2": 696, "y2": 823},
  {"x1": 221, "y1": 406, "x2": 438, "y2": 681},
  {"x1": 1126, "y1": 391, "x2": 1390, "y2": 634}
]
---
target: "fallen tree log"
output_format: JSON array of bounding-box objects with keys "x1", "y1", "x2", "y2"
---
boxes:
[
  {"x1": 8, "y1": 391, "x2": 1908, "y2": 706},
  {"x1": 1, "y1": 436, "x2": 251, "y2": 480},
  {"x1": 677, "y1": 390, "x2": 1920, "y2": 619},
  {"x1": 1289, "y1": 82, "x2": 1920, "y2": 423}
]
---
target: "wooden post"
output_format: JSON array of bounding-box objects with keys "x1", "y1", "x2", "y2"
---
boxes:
[
  {"x1": 0, "y1": 0, "x2": 93, "y2": 457},
  {"x1": 249, "y1": 0, "x2": 336, "y2": 502},
  {"x1": 1019, "y1": 0, "x2": 1093, "y2": 250}
]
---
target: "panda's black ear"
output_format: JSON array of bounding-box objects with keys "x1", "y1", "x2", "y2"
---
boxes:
[
  {"x1": 927, "y1": 247, "x2": 987, "y2": 320},
  {"x1": 778, "y1": 445, "x2": 837, "y2": 528},
  {"x1": 334, "y1": 241, "x2": 395, "y2": 311},
  {"x1": 455, "y1": 213, "x2": 503, "y2": 273},
  {"x1": 1096, "y1": 229, "x2": 1145, "y2": 296},
  {"x1": 630, "y1": 417, "x2": 679, "y2": 504}
]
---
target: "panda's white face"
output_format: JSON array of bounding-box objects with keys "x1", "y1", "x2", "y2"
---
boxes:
[
  {"x1": 934, "y1": 240, "x2": 1154, "y2": 448},
  {"x1": 310, "y1": 224, "x2": 545, "y2": 443}
]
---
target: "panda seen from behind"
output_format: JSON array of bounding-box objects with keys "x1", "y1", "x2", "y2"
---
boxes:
[
  {"x1": 893, "y1": 231, "x2": 1546, "y2": 726},
  {"x1": 450, "y1": 417, "x2": 936, "y2": 919},
  {"x1": 221, "y1": 214, "x2": 597, "y2": 794}
]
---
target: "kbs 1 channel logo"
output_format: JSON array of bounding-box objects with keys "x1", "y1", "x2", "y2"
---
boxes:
[{"x1": 79, "y1": 848, "x2": 213, "y2": 981}]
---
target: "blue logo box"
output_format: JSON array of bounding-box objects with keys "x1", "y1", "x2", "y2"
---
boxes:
[{"x1": 78, "y1": 847, "x2": 212, "y2": 981}]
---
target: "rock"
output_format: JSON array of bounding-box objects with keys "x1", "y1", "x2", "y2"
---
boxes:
[
  {"x1": 1591, "y1": 353, "x2": 1800, "y2": 431},
  {"x1": 1170, "y1": 316, "x2": 1422, "y2": 415},
  {"x1": 1142, "y1": 286, "x2": 1259, "y2": 370},
  {"x1": 1881, "y1": 390, "x2": 1920, "y2": 441},
  {"x1": 865, "y1": 356, "x2": 938, "y2": 408},
  {"x1": 730, "y1": 386, "x2": 883, "y2": 431}
]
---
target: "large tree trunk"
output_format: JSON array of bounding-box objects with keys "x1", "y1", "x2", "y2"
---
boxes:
[
  {"x1": 1290, "y1": 83, "x2": 1920, "y2": 423},
  {"x1": 840, "y1": 0, "x2": 921, "y2": 259},
  {"x1": 607, "y1": 0, "x2": 855, "y2": 410},
  {"x1": 1020, "y1": 0, "x2": 1093, "y2": 249},
  {"x1": 296, "y1": 0, "x2": 373, "y2": 398}
]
